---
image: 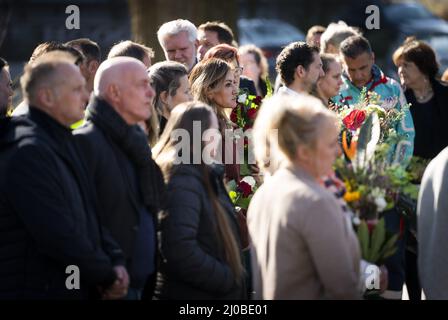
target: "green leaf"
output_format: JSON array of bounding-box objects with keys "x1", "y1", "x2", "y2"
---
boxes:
[
  {"x1": 369, "y1": 218, "x2": 386, "y2": 263},
  {"x1": 382, "y1": 246, "x2": 398, "y2": 260},
  {"x1": 236, "y1": 196, "x2": 252, "y2": 210},
  {"x1": 377, "y1": 233, "x2": 399, "y2": 263},
  {"x1": 357, "y1": 221, "x2": 370, "y2": 261},
  {"x1": 240, "y1": 162, "x2": 251, "y2": 176},
  {"x1": 265, "y1": 76, "x2": 273, "y2": 98}
]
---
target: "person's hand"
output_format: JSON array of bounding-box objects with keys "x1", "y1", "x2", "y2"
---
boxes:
[
  {"x1": 101, "y1": 266, "x2": 129, "y2": 300},
  {"x1": 379, "y1": 265, "x2": 388, "y2": 294},
  {"x1": 114, "y1": 265, "x2": 130, "y2": 289}
]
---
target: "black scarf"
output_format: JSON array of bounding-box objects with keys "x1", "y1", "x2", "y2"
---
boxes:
[{"x1": 86, "y1": 98, "x2": 165, "y2": 213}]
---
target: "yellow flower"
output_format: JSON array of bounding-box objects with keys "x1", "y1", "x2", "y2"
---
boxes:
[
  {"x1": 344, "y1": 191, "x2": 361, "y2": 202},
  {"x1": 229, "y1": 191, "x2": 238, "y2": 203}
]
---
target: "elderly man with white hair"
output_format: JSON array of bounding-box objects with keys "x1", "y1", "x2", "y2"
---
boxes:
[
  {"x1": 157, "y1": 19, "x2": 199, "y2": 72},
  {"x1": 319, "y1": 21, "x2": 361, "y2": 54},
  {"x1": 74, "y1": 57, "x2": 164, "y2": 300}
]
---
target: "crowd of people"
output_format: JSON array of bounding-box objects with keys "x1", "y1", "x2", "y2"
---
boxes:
[{"x1": 0, "y1": 17, "x2": 448, "y2": 300}]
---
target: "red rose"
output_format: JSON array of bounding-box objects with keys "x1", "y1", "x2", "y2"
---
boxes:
[
  {"x1": 366, "y1": 219, "x2": 379, "y2": 234},
  {"x1": 238, "y1": 181, "x2": 252, "y2": 197},
  {"x1": 230, "y1": 109, "x2": 238, "y2": 123},
  {"x1": 253, "y1": 96, "x2": 262, "y2": 105},
  {"x1": 247, "y1": 108, "x2": 258, "y2": 120},
  {"x1": 343, "y1": 109, "x2": 366, "y2": 131}
]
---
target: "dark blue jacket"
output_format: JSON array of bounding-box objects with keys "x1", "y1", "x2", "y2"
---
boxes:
[
  {"x1": 74, "y1": 98, "x2": 163, "y2": 290},
  {"x1": 0, "y1": 109, "x2": 120, "y2": 299}
]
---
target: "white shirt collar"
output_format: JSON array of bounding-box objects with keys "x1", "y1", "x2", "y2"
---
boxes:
[{"x1": 277, "y1": 86, "x2": 305, "y2": 98}]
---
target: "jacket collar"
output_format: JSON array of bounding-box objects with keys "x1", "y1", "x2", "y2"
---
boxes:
[
  {"x1": 173, "y1": 163, "x2": 225, "y2": 180},
  {"x1": 0, "y1": 107, "x2": 72, "y2": 148},
  {"x1": 29, "y1": 107, "x2": 72, "y2": 138},
  {"x1": 342, "y1": 64, "x2": 387, "y2": 92},
  {"x1": 86, "y1": 97, "x2": 132, "y2": 143}
]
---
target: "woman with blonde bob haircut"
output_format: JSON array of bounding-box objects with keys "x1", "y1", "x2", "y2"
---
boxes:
[
  {"x1": 248, "y1": 94, "x2": 361, "y2": 299},
  {"x1": 152, "y1": 101, "x2": 246, "y2": 300}
]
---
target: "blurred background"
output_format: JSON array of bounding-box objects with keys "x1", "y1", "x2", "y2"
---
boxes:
[{"x1": 1, "y1": 0, "x2": 448, "y2": 103}]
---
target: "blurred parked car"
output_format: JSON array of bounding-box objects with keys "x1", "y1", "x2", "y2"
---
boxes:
[
  {"x1": 382, "y1": 1, "x2": 448, "y2": 36},
  {"x1": 238, "y1": 18, "x2": 305, "y2": 80},
  {"x1": 339, "y1": 0, "x2": 448, "y2": 79},
  {"x1": 382, "y1": 1, "x2": 448, "y2": 78}
]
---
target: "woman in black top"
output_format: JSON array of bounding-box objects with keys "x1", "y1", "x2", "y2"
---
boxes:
[{"x1": 393, "y1": 37, "x2": 448, "y2": 160}]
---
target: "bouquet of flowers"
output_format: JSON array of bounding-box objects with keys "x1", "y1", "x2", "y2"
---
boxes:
[
  {"x1": 333, "y1": 89, "x2": 413, "y2": 265},
  {"x1": 334, "y1": 125, "x2": 405, "y2": 264},
  {"x1": 229, "y1": 89, "x2": 264, "y2": 177},
  {"x1": 226, "y1": 89, "x2": 265, "y2": 212},
  {"x1": 230, "y1": 89, "x2": 263, "y2": 131},
  {"x1": 337, "y1": 88, "x2": 408, "y2": 155},
  {"x1": 227, "y1": 176, "x2": 258, "y2": 210}
]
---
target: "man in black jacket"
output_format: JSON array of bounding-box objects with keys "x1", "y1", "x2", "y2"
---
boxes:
[
  {"x1": 0, "y1": 51, "x2": 129, "y2": 299},
  {"x1": 74, "y1": 56, "x2": 162, "y2": 300}
]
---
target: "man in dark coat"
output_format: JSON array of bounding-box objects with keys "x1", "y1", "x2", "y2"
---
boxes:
[
  {"x1": 0, "y1": 51, "x2": 128, "y2": 299},
  {"x1": 74, "y1": 57, "x2": 163, "y2": 300}
]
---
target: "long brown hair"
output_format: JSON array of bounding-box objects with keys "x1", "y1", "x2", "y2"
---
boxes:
[
  {"x1": 392, "y1": 36, "x2": 439, "y2": 79},
  {"x1": 153, "y1": 101, "x2": 244, "y2": 279},
  {"x1": 189, "y1": 58, "x2": 232, "y2": 132}
]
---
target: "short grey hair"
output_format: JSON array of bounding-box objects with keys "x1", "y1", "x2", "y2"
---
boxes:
[
  {"x1": 157, "y1": 19, "x2": 197, "y2": 47},
  {"x1": 320, "y1": 21, "x2": 361, "y2": 54},
  {"x1": 21, "y1": 51, "x2": 76, "y2": 103}
]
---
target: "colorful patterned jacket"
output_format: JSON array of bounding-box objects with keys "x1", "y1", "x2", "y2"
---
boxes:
[{"x1": 332, "y1": 64, "x2": 415, "y2": 166}]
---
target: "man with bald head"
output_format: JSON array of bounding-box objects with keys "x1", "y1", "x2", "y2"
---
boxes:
[
  {"x1": 74, "y1": 57, "x2": 162, "y2": 300},
  {"x1": 0, "y1": 51, "x2": 129, "y2": 299}
]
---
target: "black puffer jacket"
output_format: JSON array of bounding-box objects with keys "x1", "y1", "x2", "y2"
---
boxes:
[
  {"x1": 405, "y1": 79, "x2": 448, "y2": 159},
  {"x1": 154, "y1": 164, "x2": 246, "y2": 300}
]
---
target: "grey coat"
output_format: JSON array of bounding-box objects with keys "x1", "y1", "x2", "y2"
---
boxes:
[{"x1": 418, "y1": 147, "x2": 448, "y2": 299}]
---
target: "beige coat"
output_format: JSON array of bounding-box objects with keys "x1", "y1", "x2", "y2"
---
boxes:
[{"x1": 248, "y1": 166, "x2": 361, "y2": 299}]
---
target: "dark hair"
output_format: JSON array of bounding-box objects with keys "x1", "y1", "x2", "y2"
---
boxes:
[
  {"x1": 320, "y1": 53, "x2": 339, "y2": 73},
  {"x1": 239, "y1": 44, "x2": 269, "y2": 79},
  {"x1": 340, "y1": 35, "x2": 372, "y2": 59},
  {"x1": 0, "y1": 57, "x2": 7, "y2": 71},
  {"x1": 306, "y1": 25, "x2": 326, "y2": 44},
  {"x1": 29, "y1": 41, "x2": 85, "y2": 66},
  {"x1": 153, "y1": 101, "x2": 244, "y2": 280},
  {"x1": 108, "y1": 40, "x2": 155, "y2": 62},
  {"x1": 66, "y1": 38, "x2": 101, "y2": 62},
  {"x1": 275, "y1": 41, "x2": 319, "y2": 86},
  {"x1": 392, "y1": 37, "x2": 439, "y2": 79},
  {"x1": 198, "y1": 21, "x2": 236, "y2": 46}
]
